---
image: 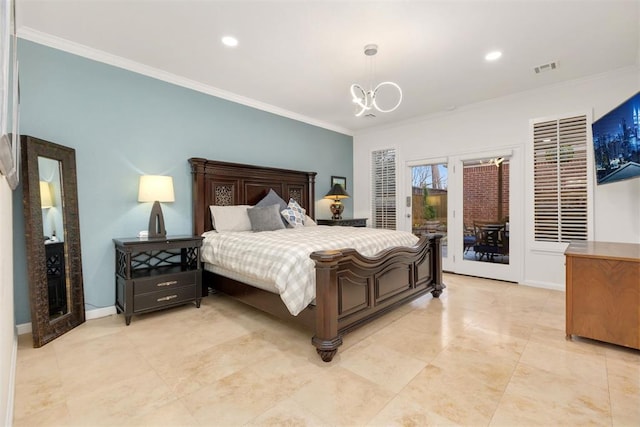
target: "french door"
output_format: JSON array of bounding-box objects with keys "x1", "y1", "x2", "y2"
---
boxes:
[
  {"x1": 406, "y1": 149, "x2": 522, "y2": 283},
  {"x1": 406, "y1": 159, "x2": 452, "y2": 272}
]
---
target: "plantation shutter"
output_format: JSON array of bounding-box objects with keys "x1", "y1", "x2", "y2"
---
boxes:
[
  {"x1": 371, "y1": 148, "x2": 397, "y2": 229},
  {"x1": 533, "y1": 115, "x2": 588, "y2": 242}
]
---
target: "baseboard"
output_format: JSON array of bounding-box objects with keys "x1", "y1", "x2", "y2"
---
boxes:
[
  {"x1": 85, "y1": 305, "x2": 117, "y2": 320},
  {"x1": 15, "y1": 305, "x2": 118, "y2": 335},
  {"x1": 521, "y1": 279, "x2": 564, "y2": 292},
  {"x1": 15, "y1": 323, "x2": 31, "y2": 336}
]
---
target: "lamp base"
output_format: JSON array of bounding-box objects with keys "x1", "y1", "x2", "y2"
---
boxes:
[
  {"x1": 148, "y1": 201, "x2": 167, "y2": 238},
  {"x1": 329, "y1": 202, "x2": 344, "y2": 220}
]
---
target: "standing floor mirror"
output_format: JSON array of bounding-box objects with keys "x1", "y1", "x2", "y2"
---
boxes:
[{"x1": 21, "y1": 135, "x2": 85, "y2": 347}]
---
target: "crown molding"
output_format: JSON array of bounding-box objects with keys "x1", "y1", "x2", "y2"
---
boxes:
[
  {"x1": 17, "y1": 27, "x2": 353, "y2": 137},
  {"x1": 356, "y1": 64, "x2": 639, "y2": 137}
]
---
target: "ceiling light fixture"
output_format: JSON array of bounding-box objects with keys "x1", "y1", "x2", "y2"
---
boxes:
[
  {"x1": 221, "y1": 36, "x2": 238, "y2": 47},
  {"x1": 350, "y1": 44, "x2": 402, "y2": 117},
  {"x1": 485, "y1": 50, "x2": 502, "y2": 61}
]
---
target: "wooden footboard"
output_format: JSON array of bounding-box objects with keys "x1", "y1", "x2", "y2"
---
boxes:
[{"x1": 311, "y1": 234, "x2": 444, "y2": 362}]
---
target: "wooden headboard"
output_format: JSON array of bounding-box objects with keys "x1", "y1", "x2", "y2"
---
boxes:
[{"x1": 189, "y1": 158, "x2": 317, "y2": 235}]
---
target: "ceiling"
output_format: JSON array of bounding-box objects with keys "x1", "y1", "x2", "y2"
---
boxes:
[{"x1": 16, "y1": 0, "x2": 640, "y2": 135}]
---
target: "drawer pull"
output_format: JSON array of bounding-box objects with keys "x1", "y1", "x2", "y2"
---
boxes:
[
  {"x1": 157, "y1": 280, "x2": 178, "y2": 287},
  {"x1": 157, "y1": 295, "x2": 178, "y2": 302}
]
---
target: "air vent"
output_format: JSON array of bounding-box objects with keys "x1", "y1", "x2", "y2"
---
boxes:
[{"x1": 534, "y1": 61, "x2": 558, "y2": 74}]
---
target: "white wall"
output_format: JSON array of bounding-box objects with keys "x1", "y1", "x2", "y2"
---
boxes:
[
  {"x1": 353, "y1": 66, "x2": 640, "y2": 289},
  {"x1": 0, "y1": 177, "x2": 16, "y2": 426}
]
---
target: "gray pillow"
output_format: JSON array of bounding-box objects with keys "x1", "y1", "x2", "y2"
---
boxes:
[
  {"x1": 255, "y1": 189, "x2": 288, "y2": 226},
  {"x1": 247, "y1": 204, "x2": 286, "y2": 232}
]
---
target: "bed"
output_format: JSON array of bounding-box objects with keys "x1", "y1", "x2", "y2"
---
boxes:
[{"x1": 190, "y1": 157, "x2": 445, "y2": 362}]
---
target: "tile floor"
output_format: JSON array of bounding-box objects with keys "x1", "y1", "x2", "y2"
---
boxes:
[{"x1": 13, "y1": 273, "x2": 640, "y2": 426}]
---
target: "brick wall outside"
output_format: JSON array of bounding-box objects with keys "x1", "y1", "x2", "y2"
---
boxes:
[{"x1": 463, "y1": 163, "x2": 510, "y2": 226}]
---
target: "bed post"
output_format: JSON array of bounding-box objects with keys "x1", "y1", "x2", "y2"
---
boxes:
[
  {"x1": 307, "y1": 172, "x2": 316, "y2": 220},
  {"x1": 189, "y1": 158, "x2": 207, "y2": 236},
  {"x1": 431, "y1": 234, "x2": 445, "y2": 297},
  {"x1": 310, "y1": 250, "x2": 343, "y2": 362}
]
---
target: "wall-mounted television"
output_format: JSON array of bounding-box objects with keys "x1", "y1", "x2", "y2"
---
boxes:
[{"x1": 591, "y1": 92, "x2": 640, "y2": 185}]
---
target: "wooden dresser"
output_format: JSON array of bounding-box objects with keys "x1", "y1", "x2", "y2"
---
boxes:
[{"x1": 565, "y1": 241, "x2": 640, "y2": 350}]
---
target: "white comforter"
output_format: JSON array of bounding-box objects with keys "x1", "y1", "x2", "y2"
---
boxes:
[{"x1": 201, "y1": 226, "x2": 419, "y2": 315}]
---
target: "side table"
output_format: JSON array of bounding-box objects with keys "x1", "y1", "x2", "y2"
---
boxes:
[{"x1": 114, "y1": 235, "x2": 203, "y2": 325}]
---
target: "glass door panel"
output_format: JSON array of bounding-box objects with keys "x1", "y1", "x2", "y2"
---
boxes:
[
  {"x1": 461, "y1": 157, "x2": 510, "y2": 265},
  {"x1": 450, "y1": 151, "x2": 521, "y2": 283},
  {"x1": 410, "y1": 163, "x2": 449, "y2": 268}
]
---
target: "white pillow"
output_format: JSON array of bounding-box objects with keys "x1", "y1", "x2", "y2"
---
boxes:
[
  {"x1": 209, "y1": 205, "x2": 252, "y2": 232},
  {"x1": 304, "y1": 215, "x2": 317, "y2": 226},
  {"x1": 281, "y1": 199, "x2": 306, "y2": 228}
]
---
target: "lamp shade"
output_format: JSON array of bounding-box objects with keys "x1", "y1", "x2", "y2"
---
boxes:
[
  {"x1": 40, "y1": 181, "x2": 54, "y2": 208},
  {"x1": 138, "y1": 175, "x2": 175, "y2": 203},
  {"x1": 324, "y1": 183, "x2": 350, "y2": 200}
]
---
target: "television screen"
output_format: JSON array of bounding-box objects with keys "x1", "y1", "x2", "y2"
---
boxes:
[{"x1": 591, "y1": 92, "x2": 640, "y2": 185}]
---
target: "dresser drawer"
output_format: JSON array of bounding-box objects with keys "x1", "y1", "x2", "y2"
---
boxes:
[
  {"x1": 134, "y1": 285, "x2": 197, "y2": 312},
  {"x1": 133, "y1": 271, "x2": 197, "y2": 295}
]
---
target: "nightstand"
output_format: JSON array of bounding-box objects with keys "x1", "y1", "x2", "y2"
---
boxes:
[
  {"x1": 317, "y1": 218, "x2": 367, "y2": 227},
  {"x1": 114, "y1": 235, "x2": 203, "y2": 325}
]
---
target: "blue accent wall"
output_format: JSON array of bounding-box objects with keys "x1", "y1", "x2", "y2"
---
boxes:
[{"x1": 13, "y1": 40, "x2": 353, "y2": 324}]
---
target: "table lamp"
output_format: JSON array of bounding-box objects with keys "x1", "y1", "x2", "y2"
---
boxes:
[
  {"x1": 40, "y1": 180, "x2": 57, "y2": 241},
  {"x1": 40, "y1": 181, "x2": 54, "y2": 209},
  {"x1": 138, "y1": 175, "x2": 175, "y2": 238},
  {"x1": 324, "y1": 183, "x2": 350, "y2": 220}
]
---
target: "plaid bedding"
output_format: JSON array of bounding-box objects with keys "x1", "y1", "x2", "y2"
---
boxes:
[{"x1": 201, "y1": 226, "x2": 419, "y2": 315}]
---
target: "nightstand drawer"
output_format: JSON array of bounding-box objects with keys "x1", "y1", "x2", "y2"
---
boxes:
[
  {"x1": 134, "y1": 285, "x2": 197, "y2": 312},
  {"x1": 134, "y1": 271, "x2": 197, "y2": 295}
]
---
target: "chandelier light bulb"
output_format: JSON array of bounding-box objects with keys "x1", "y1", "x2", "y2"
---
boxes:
[{"x1": 351, "y1": 44, "x2": 402, "y2": 117}]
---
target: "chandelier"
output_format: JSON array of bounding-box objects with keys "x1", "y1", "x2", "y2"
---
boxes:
[{"x1": 350, "y1": 44, "x2": 403, "y2": 117}]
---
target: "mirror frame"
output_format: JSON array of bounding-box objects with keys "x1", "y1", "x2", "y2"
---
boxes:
[{"x1": 21, "y1": 135, "x2": 85, "y2": 347}]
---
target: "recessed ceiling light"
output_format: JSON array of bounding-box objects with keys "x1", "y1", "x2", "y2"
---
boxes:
[
  {"x1": 485, "y1": 51, "x2": 502, "y2": 61},
  {"x1": 222, "y1": 36, "x2": 238, "y2": 47}
]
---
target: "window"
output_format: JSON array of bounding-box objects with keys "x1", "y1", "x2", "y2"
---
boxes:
[
  {"x1": 532, "y1": 114, "x2": 589, "y2": 242},
  {"x1": 371, "y1": 148, "x2": 396, "y2": 229}
]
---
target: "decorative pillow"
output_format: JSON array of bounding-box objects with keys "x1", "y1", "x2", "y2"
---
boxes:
[
  {"x1": 304, "y1": 215, "x2": 317, "y2": 226},
  {"x1": 209, "y1": 205, "x2": 252, "y2": 232},
  {"x1": 255, "y1": 189, "x2": 288, "y2": 225},
  {"x1": 281, "y1": 198, "x2": 306, "y2": 228},
  {"x1": 289, "y1": 198, "x2": 305, "y2": 214},
  {"x1": 247, "y1": 204, "x2": 286, "y2": 232}
]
